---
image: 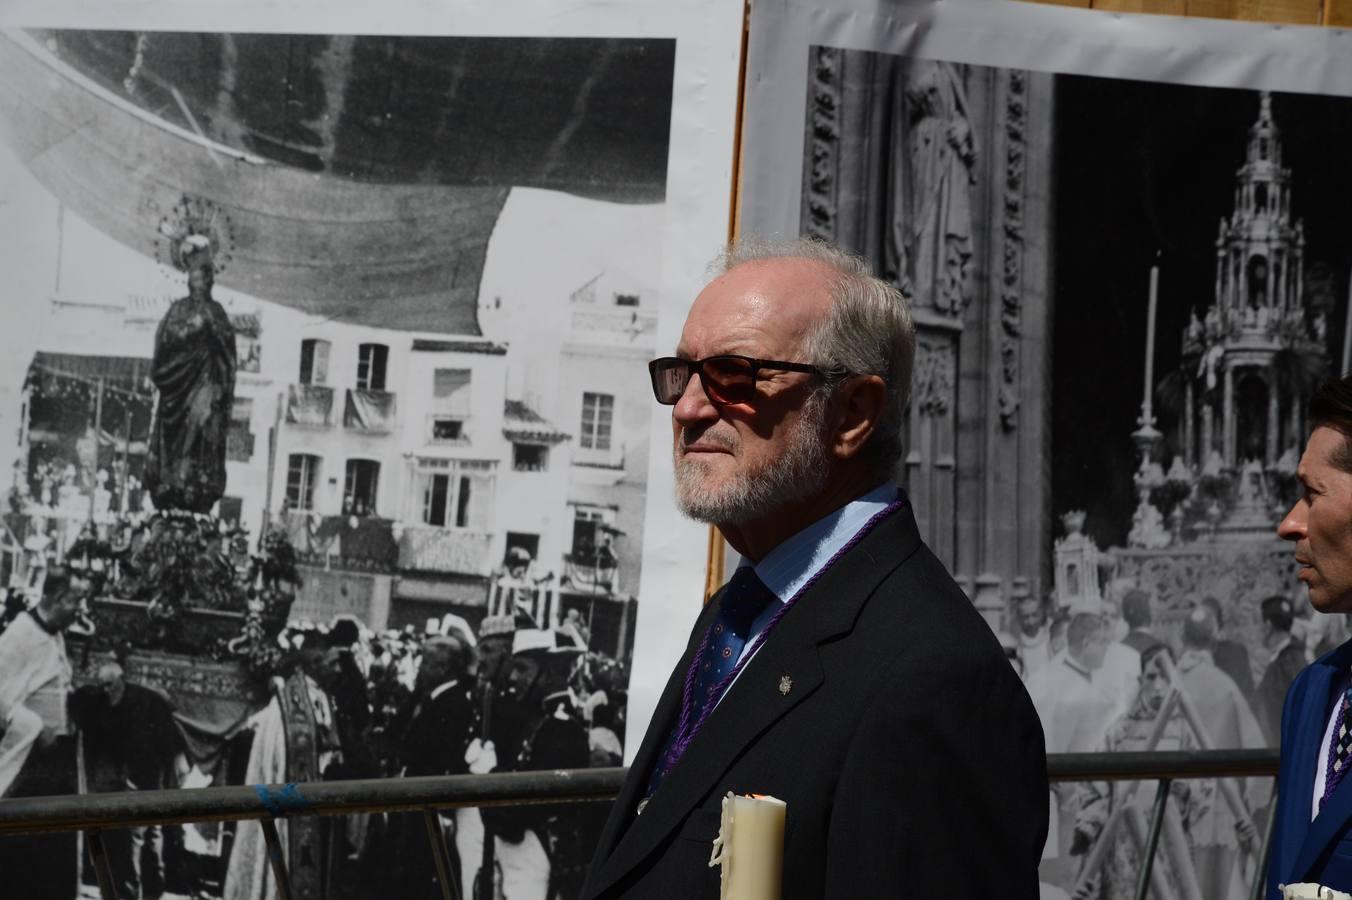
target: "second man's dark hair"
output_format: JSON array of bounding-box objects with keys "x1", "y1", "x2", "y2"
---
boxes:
[
  {"x1": 1260, "y1": 595, "x2": 1294, "y2": 633},
  {"x1": 1309, "y1": 376, "x2": 1352, "y2": 472}
]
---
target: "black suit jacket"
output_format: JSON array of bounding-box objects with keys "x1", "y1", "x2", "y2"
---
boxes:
[
  {"x1": 1257, "y1": 641, "x2": 1307, "y2": 744},
  {"x1": 1215, "y1": 638, "x2": 1257, "y2": 698},
  {"x1": 582, "y1": 504, "x2": 1048, "y2": 898},
  {"x1": 1122, "y1": 628, "x2": 1163, "y2": 657},
  {"x1": 401, "y1": 680, "x2": 476, "y2": 777}
]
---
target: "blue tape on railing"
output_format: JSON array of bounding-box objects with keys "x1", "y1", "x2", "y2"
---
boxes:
[{"x1": 253, "y1": 783, "x2": 310, "y2": 817}]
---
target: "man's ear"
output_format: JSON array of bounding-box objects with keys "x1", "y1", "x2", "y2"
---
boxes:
[{"x1": 829, "y1": 375, "x2": 888, "y2": 461}]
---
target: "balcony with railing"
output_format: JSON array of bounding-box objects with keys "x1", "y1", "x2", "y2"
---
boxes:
[
  {"x1": 344, "y1": 388, "x2": 397, "y2": 433},
  {"x1": 285, "y1": 384, "x2": 335, "y2": 427},
  {"x1": 569, "y1": 306, "x2": 658, "y2": 344},
  {"x1": 397, "y1": 523, "x2": 495, "y2": 577},
  {"x1": 280, "y1": 511, "x2": 399, "y2": 571}
]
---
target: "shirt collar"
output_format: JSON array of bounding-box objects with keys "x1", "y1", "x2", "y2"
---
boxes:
[{"x1": 740, "y1": 483, "x2": 900, "y2": 606}]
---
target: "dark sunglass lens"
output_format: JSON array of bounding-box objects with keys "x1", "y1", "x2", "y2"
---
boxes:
[
  {"x1": 702, "y1": 357, "x2": 755, "y2": 402},
  {"x1": 651, "y1": 360, "x2": 691, "y2": 404}
]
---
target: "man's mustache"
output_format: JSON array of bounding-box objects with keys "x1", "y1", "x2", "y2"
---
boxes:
[{"x1": 678, "y1": 424, "x2": 737, "y2": 453}]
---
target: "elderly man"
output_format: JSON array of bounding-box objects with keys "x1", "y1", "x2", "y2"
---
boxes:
[
  {"x1": 1268, "y1": 377, "x2": 1352, "y2": 897},
  {"x1": 582, "y1": 239, "x2": 1047, "y2": 898},
  {"x1": 0, "y1": 566, "x2": 91, "y2": 899},
  {"x1": 73, "y1": 661, "x2": 183, "y2": 900}
]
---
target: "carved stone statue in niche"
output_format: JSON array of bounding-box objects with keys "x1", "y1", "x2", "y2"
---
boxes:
[
  {"x1": 888, "y1": 60, "x2": 977, "y2": 317},
  {"x1": 145, "y1": 235, "x2": 237, "y2": 513}
]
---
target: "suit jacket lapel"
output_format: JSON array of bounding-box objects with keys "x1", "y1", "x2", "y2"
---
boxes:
[
  {"x1": 588, "y1": 596, "x2": 720, "y2": 867},
  {"x1": 586, "y1": 504, "x2": 921, "y2": 898},
  {"x1": 1288, "y1": 643, "x2": 1352, "y2": 882}
]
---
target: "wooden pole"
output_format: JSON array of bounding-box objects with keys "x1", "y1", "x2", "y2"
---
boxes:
[
  {"x1": 1071, "y1": 689, "x2": 1181, "y2": 891},
  {"x1": 1123, "y1": 803, "x2": 1180, "y2": 900},
  {"x1": 88, "y1": 377, "x2": 104, "y2": 523},
  {"x1": 1158, "y1": 654, "x2": 1260, "y2": 869}
]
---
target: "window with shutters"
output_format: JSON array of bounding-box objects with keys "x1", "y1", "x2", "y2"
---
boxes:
[
  {"x1": 344, "y1": 459, "x2": 380, "y2": 515},
  {"x1": 579, "y1": 392, "x2": 614, "y2": 451},
  {"x1": 299, "y1": 339, "x2": 331, "y2": 386},
  {"x1": 357, "y1": 343, "x2": 388, "y2": 391},
  {"x1": 286, "y1": 454, "x2": 320, "y2": 510}
]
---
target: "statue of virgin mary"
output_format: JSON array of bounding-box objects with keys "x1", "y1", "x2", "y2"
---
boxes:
[{"x1": 144, "y1": 235, "x2": 237, "y2": 513}]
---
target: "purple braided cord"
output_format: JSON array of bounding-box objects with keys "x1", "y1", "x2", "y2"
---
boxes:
[
  {"x1": 1322, "y1": 690, "x2": 1352, "y2": 811},
  {"x1": 658, "y1": 494, "x2": 907, "y2": 778}
]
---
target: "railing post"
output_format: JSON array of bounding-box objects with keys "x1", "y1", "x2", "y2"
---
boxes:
[
  {"x1": 424, "y1": 809, "x2": 462, "y2": 900},
  {"x1": 1249, "y1": 778, "x2": 1278, "y2": 900},
  {"x1": 1135, "y1": 777, "x2": 1172, "y2": 900},
  {"x1": 86, "y1": 828, "x2": 118, "y2": 900},
  {"x1": 259, "y1": 817, "x2": 295, "y2": 900}
]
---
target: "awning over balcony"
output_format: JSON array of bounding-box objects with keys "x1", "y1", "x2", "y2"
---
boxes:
[
  {"x1": 29, "y1": 351, "x2": 153, "y2": 396},
  {"x1": 0, "y1": 30, "x2": 673, "y2": 333},
  {"x1": 503, "y1": 400, "x2": 570, "y2": 445}
]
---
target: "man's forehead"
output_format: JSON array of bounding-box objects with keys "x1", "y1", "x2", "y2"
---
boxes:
[
  {"x1": 1300, "y1": 426, "x2": 1349, "y2": 478},
  {"x1": 681, "y1": 258, "x2": 832, "y2": 351}
]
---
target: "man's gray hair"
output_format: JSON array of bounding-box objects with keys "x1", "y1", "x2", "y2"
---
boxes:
[{"x1": 716, "y1": 237, "x2": 916, "y2": 476}]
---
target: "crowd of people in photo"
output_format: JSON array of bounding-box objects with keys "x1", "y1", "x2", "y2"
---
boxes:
[
  {"x1": 223, "y1": 609, "x2": 629, "y2": 900},
  {"x1": 0, "y1": 562, "x2": 631, "y2": 900},
  {"x1": 1009, "y1": 587, "x2": 1335, "y2": 900}
]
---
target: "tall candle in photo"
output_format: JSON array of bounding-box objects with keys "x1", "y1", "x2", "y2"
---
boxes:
[{"x1": 1141, "y1": 257, "x2": 1160, "y2": 427}]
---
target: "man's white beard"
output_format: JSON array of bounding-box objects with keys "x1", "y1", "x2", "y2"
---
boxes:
[{"x1": 674, "y1": 398, "x2": 830, "y2": 527}]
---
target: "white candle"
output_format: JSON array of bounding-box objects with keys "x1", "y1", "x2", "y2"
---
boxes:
[
  {"x1": 708, "y1": 792, "x2": 786, "y2": 900},
  {"x1": 1281, "y1": 884, "x2": 1352, "y2": 900},
  {"x1": 1142, "y1": 259, "x2": 1160, "y2": 424}
]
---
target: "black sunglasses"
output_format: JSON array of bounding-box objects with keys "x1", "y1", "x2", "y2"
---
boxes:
[{"x1": 647, "y1": 355, "x2": 837, "y2": 405}]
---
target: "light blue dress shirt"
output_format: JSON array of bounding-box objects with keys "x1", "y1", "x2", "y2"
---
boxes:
[{"x1": 720, "y1": 482, "x2": 901, "y2": 698}]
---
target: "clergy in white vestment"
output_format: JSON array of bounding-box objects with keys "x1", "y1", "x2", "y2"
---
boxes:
[
  {"x1": 1016, "y1": 593, "x2": 1054, "y2": 680},
  {"x1": 1027, "y1": 612, "x2": 1117, "y2": 885},
  {"x1": 1093, "y1": 598, "x2": 1143, "y2": 718},
  {"x1": 1176, "y1": 607, "x2": 1268, "y2": 900},
  {"x1": 0, "y1": 567, "x2": 90, "y2": 797}
]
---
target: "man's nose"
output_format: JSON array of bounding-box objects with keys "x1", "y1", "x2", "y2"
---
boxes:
[
  {"x1": 1278, "y1": 498, "x2": 1308, "y2": 541},
  {"x1": 672, "y1": 371, "x2": 717, "y2": 427}
]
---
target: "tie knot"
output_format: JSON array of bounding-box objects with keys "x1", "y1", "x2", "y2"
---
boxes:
[{"x1": 720, "y1": 568, "x2": 776, "y2": 631}]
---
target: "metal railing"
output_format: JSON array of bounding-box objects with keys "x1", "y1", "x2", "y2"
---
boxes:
[{"x1": 0, "y1": 750, "x2": 1280, "y2": 900}]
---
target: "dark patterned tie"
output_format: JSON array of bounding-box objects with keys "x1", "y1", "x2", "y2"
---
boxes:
[
  {"x1": 1321, "y1": 679, "x2": 1352, "y2": 812},
  {"x1": 644, "y1": 567, "x2": 776, "y2": 798},
  {"x1": 690, "y1": 567, "x2": 777, "y2": 714}
]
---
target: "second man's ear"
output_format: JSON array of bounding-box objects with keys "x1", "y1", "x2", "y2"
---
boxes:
[{"x1": 829, "y1": 375, "x2": 888, "y2": 461}]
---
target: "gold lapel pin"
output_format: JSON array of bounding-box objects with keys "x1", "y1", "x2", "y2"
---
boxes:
[{"x1": 778, "y1": 675, "x2": 792, "y2": 696}]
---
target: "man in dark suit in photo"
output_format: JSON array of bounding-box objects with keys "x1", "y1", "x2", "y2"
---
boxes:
[
  {"x1": 1202, "y1": 594, "x2": 1257, "y2": 701},
  {"x1": 1120, "y1": 587, "x2": 1164, "y2": 657},
  {"x1": 582, "y1": 239, "x2": 1048, "y2": 898},
  {"x1": 391, "y1": 634, "x2": 477, "y2": 900},
  {"x1": 1269, "y1": 377, "x2": 1352, "y2": 896},
  {"x1": 1256, "y1": 595, "x2": 1307, "y2": 745}
]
